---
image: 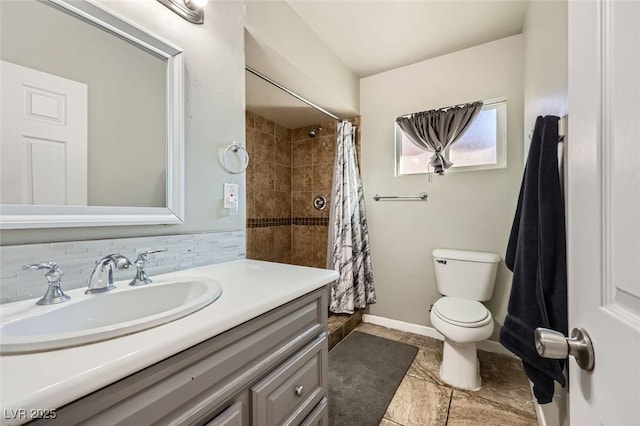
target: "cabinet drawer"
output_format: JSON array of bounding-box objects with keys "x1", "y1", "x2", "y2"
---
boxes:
[
  {"x1": 205, "y1": 402, "x2": 242, "y2": 426},
  {"x1": 301, "y1": 398, "x2": 328, "y2": 426},
  {"x1": 251, "y1": 335, "x2": 327, "y2": 426}
]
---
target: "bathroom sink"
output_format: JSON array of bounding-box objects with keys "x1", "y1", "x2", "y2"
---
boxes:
[{"x1": 0, "y1": 277, "x2": 222, "y2": 354}]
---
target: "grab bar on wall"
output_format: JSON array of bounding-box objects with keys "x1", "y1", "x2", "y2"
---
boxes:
[{"x1": 373, "y1": 192, "x2": 428, "y2": 202}]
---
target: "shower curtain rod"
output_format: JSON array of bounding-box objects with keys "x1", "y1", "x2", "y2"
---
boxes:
[{"x1": 245, "y1": 65, "x2": 343, "y2": 122}]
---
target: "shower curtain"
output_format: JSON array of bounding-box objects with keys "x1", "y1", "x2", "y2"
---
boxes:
[{"x1": 327, "y1": 121, "x2": 376, "y2": 314}]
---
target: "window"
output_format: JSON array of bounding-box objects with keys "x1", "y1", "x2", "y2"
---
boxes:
[{"x1": 395, "y1": 99, "x2": 507, "y2": 175}]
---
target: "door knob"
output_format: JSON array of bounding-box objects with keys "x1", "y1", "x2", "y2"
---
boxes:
[{"x1": 534, "y1": 327, "x2": 595, "y2": 371}]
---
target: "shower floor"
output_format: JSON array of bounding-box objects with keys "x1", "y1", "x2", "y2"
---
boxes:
[{"x1": 327, "y1": 310, "x2": 363, "y2": 350}]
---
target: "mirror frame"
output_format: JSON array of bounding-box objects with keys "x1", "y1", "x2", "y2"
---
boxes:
[{"x1": 0, "y1": 0, "x2": 184, "y2": 229}]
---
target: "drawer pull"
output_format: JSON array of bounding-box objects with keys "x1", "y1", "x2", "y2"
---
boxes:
[{"x1": 294, "y1": 385, "x2": 304, "y2": 397}]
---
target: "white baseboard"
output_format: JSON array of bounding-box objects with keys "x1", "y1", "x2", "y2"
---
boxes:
[
  {"x1": 363, "y1": 313, "x2": 445, "y2": 340},
  {"x1": 362, "y1": 313, "x2": 516, "y2": 358}
]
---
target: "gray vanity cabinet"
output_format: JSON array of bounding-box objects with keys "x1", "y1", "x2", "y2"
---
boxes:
[
  {"x1": 205, "y1": 402, "x2": 243, "y2": 426},
  {"x1": 251, "y1": 336, "x2": 326, "y2": 425},
  {"x1": 35, "y1": 286, "x2": 329, "y2": 426},
  {"x1": 300, "y1": 398, "x2": 328, "y2": 426}
]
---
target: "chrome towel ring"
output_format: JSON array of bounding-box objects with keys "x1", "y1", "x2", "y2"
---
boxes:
[{"x1": 222, "y1": 141, "x2": 249, "y2": 174}]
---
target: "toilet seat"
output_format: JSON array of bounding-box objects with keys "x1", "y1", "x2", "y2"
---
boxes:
[{"x1": 432, "y1": 297, "x2": 492, "y2": 328}]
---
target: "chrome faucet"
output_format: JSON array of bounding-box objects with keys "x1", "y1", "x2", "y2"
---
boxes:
[
  {"x1": 23, "y1": 262, "x2": 70, "y2": 305},
  {"x1": 86, "y1": 254, "x2": 133, "y2": 294}
]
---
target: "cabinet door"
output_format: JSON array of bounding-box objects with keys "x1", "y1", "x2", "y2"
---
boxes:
[
  {"x1": 205, "y1": 402, "x2": 242, "y2": 426},
  {"x1": 251, "y1": 336, "x2": 327, "y2": 426}
]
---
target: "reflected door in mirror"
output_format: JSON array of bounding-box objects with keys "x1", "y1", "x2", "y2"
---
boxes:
[{"x1": 1, "y1": 61, "x2": 88, "y2": 206}]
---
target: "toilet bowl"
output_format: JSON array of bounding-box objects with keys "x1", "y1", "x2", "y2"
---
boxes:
[
  {"x1": 430, "y1": 297, "x2": 494, "y2": 390},
  {"x1": 431, "y1": 249, "x2": 500, "y2": 391}
]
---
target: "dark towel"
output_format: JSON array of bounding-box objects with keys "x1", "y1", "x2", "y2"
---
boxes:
[{"x1": 500, "y1": 116, "x2": 568, "y2": 404}]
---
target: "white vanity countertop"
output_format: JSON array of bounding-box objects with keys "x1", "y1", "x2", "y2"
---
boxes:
[{"x1": 0, "y1": 260, "x2": 338, "y2": 423}]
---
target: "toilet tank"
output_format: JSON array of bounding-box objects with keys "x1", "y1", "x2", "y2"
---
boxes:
[{"x1": 432, "y1": 249, "x2": 501, "y2": 301}]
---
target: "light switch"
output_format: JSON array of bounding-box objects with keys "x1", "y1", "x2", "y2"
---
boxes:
[{"x1": 224, "y1": 183, "x2": 239, "y2": 215}]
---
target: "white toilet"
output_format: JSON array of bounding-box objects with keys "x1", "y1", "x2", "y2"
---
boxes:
[{"x1": 430, "y1": 248, "x2": 500, "y2": 391}]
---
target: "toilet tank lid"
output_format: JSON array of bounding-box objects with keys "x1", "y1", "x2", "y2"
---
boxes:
[{"x1": 432, "y1": 249, "x2": 501, "y2": 263}]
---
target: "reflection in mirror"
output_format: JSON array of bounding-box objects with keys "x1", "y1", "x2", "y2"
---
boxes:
[
  {"x1": 1, "y1": 0, "x2": 166, "y2": 207},
  {"x1": 0, "y1": 0, "x2": 184, "y2": 229}
]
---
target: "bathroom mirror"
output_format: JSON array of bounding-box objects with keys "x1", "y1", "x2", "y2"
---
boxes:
[{"x1": 0, "y1": 0, "x2": 184, "y2": 229}]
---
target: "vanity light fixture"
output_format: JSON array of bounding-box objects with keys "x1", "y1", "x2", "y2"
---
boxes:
[{"x1": 157, "y1": 0, "x2": 207, "y2": 24}]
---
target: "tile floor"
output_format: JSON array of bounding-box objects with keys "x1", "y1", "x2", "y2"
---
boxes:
[{"x1": 334, "y1": 322, "x2": 539, "y2": 426}]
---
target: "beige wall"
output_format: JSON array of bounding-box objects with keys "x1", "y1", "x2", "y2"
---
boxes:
[
  {"x1": 523, "y1": 0, "x2": 568, "y2": 158},
  {"x1": 523, "y1": 2, "x2": 569, "y2": 425},
  {"x1": 1, "y1": 0, "x2": 166, "y2": 208},
  {"x1": 1, "y1": 0, "x2": 246, "y2": 245},
  {"x1": 360, "y1": 35, "x2": 524, "y2": 340}
]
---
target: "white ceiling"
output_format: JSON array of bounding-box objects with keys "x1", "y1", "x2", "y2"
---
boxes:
[
  {"x1": 246, "y1": 1, "x2": 527, "y2": 129},
  {"x1": 287, "y1": 0, "x2": 527, "y2": 78}
]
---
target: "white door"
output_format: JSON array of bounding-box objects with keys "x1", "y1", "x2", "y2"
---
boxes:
[
  {"x1": 567, "y1": 0, "x2": 640, "y2": 424},
  {"x1": 0, "y1": 60, "x2": 88, "y2": 205}
]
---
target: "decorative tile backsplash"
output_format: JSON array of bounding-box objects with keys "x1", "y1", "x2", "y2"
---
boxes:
[{"x1": 0, "y1": 231, "x2": 246, "y2": 304}]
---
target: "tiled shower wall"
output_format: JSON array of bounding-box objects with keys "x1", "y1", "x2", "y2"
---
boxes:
[
  {"x1": 245, "y1": 112, "x2": 360, "y2": 269},
  {"x1": 245, "y1": 112, "x2": 293, "y2": 263}
]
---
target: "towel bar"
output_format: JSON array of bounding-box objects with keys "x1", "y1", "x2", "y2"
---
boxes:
[{"x1": 373, "y1": 192, "x2": 428, "y2": 201}]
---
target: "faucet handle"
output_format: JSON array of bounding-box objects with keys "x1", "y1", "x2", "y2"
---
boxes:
[
  {"x1": 24, "y1": 261, "x2": 59, "y2": 271},
  {"x1": 24, "y1": 262, "x2": 63, "y2": 281},
  {"x1": 134, "y1": 248, "x2": 167, "y2": 266},
  {"x1": 23, "y1": 262, "x2": 70, "y2": 305},
  {"x1": 130, "y1": 249, "x2": 166, "y2": 287}
]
